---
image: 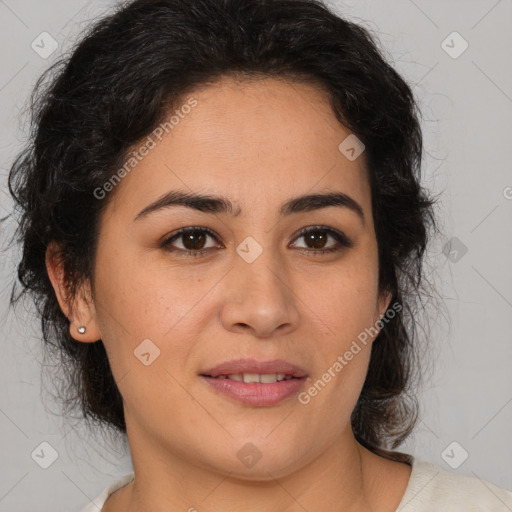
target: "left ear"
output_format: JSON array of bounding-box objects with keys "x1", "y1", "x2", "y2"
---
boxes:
[{"x1": 376, "y1": 290, "x2": 393, "y2": 323}]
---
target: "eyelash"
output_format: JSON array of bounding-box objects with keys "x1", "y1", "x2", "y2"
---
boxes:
[{"x1": 160, "y1": 225, "x2": 353, "y2": 258}]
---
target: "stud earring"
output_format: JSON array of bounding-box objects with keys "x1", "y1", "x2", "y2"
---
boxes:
[{"x1": 77, "y1": 326, "x2": 86, "y2": 334}]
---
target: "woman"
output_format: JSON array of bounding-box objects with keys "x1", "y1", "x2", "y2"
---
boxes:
[{"x1": 6, "y1": 0, "x2": 512, "y2": 510}]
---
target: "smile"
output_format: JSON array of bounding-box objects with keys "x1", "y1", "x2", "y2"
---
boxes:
[{"x1": 200, "y1": 374, "x2": 307, "y2": 406}]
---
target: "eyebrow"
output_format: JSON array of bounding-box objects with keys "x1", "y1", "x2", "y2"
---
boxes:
[{"x1": 133, "y1": 189, "x2": 365, "y2": 225}]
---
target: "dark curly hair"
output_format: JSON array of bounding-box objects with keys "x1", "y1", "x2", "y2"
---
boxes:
[{"x1": 6, "y1": 0, "x2": 442, "y2": 464}]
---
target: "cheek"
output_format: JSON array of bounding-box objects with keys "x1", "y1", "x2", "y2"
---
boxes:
[
  {"x1": 92, "y1": 245, "x2": 210, "y2": 384},
  {"x1": 93, "y1": 261, "x2": 209, "y2": 430},
  {"x1": 95, "y1": 239, "x2": 202, "y2": 329},
  {"x1": 307, "y1": 262, "x2": 380, "y2": 343},
  {"x1": 299, "y1": 256, "x2": 380, "y2": 403},
  {"x1": 297, "y1": 275, "x2": 379, "y2": 430}
]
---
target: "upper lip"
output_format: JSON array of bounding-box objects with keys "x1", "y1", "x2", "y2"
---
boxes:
[{"x1": 201, "y1": 358, "x2": 308, "y2": 378}]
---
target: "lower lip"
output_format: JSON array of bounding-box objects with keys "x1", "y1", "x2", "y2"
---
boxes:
[{"x1": 200, "y1": 376, "x2": 307, "y2": 406}]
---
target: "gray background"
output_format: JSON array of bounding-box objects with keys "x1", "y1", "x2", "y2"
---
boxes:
[{"x1": 0, "y1": 0, "x2": 511, "y2": 510}]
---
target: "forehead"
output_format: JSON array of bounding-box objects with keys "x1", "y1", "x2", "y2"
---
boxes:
[{"x1": 106, "y1": 75, "x2": 371, "y2": 221}]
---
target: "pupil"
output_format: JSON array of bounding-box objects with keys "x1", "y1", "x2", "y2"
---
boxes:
[
  {"x1": 184, "y1": 231, "x2": 206, "y2": 250},
  {"x1": 307, "y1": 231, "x2": 326, "y2": 249}
]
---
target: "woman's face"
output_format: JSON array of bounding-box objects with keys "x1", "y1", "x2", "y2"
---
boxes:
[{"x1": 64, "y1": 76, "x2": 391, "y2": 478}]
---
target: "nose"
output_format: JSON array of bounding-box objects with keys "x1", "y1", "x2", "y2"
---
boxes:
[{"x1": 220, "y1": 247, "x2": 300, "y2": 338}]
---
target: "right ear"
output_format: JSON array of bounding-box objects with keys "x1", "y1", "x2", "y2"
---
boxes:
[{"x1": 45, "y1": 241, "x2": 102, "y2": 343}]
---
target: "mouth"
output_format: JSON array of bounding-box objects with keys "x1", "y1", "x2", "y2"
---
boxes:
[
  {"x1": 200, "y1": 358, "x2": 308, "y2": 379},
  {"x1": 199, "y1": 359, "x2": 308, "y2": 406},
  {"x1": 201, "y1": 372, "x2": 299, "y2": 383}
]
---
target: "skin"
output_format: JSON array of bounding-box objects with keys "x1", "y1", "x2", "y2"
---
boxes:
[{"x1": 46, "y1": 75, "x2": 412, "y2": 511}]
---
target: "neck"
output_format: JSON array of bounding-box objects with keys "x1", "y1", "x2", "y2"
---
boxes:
[{"x1": 119, "y1": 423, "x2": 378, "y2": 512}]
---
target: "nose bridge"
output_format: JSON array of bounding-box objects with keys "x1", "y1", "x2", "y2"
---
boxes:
[
  {"x1": 234, "y1": 232, "x2": 289, "y2": 300},
  {"x1": 221, "y1": 233, "x2": 299, "y2": 337}
]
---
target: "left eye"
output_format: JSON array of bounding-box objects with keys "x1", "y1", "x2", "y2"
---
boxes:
[
  {"x1": 161, "y1": 225, "x2": 353, "y2": 257},
  {"x1": 290, "y1": 226, "x2": 353, "y2": 254}
]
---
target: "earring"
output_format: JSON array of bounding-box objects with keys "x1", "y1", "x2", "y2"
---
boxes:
[{"x1": 77, "y1": 326, "x2": 86, "y2": 334}]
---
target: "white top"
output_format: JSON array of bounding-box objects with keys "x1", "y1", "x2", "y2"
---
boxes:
[{"x1": 78, "y1": 456, "x2": 512, "y2": 511}]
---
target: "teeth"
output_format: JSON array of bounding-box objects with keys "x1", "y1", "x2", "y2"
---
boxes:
[
  {"x1": 260, "y1": 373, "x2": 278, "y2": 383},
  {"x1": 243, "y1": 373, "x2": 260, "y2": 383},
  {"x1": 214, "y1": 373, "x2": 292, "y2": 383}
]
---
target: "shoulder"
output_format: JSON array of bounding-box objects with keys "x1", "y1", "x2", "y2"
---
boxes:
[
  {"x1": 77, "y1": 472, "x2": 135, "y2": 512},
  {"x1": 398, "y1": 458, "x2": 512, "y2": 511}
]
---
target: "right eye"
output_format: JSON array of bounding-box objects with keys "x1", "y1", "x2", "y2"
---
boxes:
[{"x1": 160, "y1": 227, "x2": 223, "y2": 258}]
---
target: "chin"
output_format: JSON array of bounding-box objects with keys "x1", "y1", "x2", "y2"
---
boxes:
[{"x1": 193, "y1": 438, "x2": 313, "y2": 481}]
